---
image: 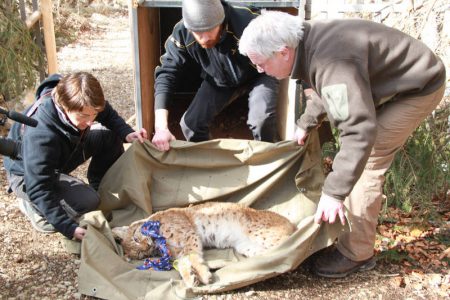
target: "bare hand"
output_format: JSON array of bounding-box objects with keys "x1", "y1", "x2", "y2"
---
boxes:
[
  {"x1": 73, "y1": 226, "x2": 87, "y2": 240},
  {"x1": 126, "y1": 128, "x2": 148, "y2": 143},
  {"x1": 152, "y1": 128, "x2": 176, "y2": 151},
  {"x1": 293, "y1": 126, "x2": 308, "y2": 145},
  {"x1": 314, "y1": 193, "x2": 346, "y2": 225}
]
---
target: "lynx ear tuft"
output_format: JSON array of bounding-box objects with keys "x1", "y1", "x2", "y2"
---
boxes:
[{"x1": 112, "y1": 226, "x2": 129, "y2": 241}]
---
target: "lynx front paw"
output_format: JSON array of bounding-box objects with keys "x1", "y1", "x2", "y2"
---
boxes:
[
  {"x1": 176, "y1": 256, "x2": 199, "y2": 287},
  {"x1": 190, "y1": 256, "x2": 211, "y2": 284},
  {"x1": 181, "y1": 270, "x2": 199, "y2": 288},
  {"x1": 176, "y1": 254, "x2": 212, "y2": 287}
]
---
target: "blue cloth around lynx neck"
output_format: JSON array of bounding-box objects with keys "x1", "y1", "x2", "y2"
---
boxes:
[{"x1": 137, "y1": 220, "x2": 172, "y2": 271}]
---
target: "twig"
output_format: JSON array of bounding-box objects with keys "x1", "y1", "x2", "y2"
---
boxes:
[
  {"x1": 11, "y1": 228, "x2": 32, "y2": 234},
  {"x1": 375, "y1": 272, "x2": 401, "y2": 277},
  {"x1": 357, "y1": 271, "x2": 400, "y2": 278}
]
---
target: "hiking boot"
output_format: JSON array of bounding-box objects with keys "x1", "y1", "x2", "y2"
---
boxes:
[
  {"x1": 17, "y1": 198, "x2": 56, "y2": 233},
  {"x1": 312, "y1": 247, "x2": 376, "y2": 278}
]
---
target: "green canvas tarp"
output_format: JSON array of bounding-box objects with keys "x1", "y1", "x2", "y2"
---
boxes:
[{"x1": 77, "y1": 131, "x2": 346, "y2": 300}]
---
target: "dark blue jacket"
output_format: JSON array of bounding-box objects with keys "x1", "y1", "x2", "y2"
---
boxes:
[
  {"x1": 154, "y1": 1, "x2": 260, "y2": 110},
  {"x1": 4, "y1": 74, "x2": 133, "y2": 238}
]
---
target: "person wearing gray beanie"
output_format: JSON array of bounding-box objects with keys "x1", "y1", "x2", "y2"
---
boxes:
[
  {"x1": 182, "y1": 0, "x2": 225, "y2": 32},
  {"x1": 151, "y1": 1, "x2": 280, "y2": 151}
]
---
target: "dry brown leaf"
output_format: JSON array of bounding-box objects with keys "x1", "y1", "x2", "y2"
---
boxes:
[
  {"x1": 416, "y1": 247, "x2": 429, "y2": 257},
  {"x1": 439, "y1": 247, "x2": 450, "y2": 260},
  {"x1": 391, "y1": 276, "x2": 406, "y2": 288},
  {"x1": 432, "y1": 259, "x2": 442, "y2": 266},
  {"x1": 411, "y1": 271, "x2": 425, "y2": 279},
  {"x1": 378, "y1": 224, "x2": 388, "y2": 235},
  {"x1": 405, "y1": 244, "x2": 415, "y2": 252},
  {"x1": 405, "y1": 236, "x2": 418, "y2": 243},
  {"x1": 414, "y1": 241, "x2": 427, "y2": 248},
  {"x1": 410, "y1": 228, "x2": 423, "y2": 237}
]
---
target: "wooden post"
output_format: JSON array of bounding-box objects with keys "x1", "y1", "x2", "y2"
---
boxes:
[
  {"x1": 40, "y1": 0, "x2": 58, "y2": 74},
  {"x1": 130, "y1": 3, "x2": 160, "y2": 133}
]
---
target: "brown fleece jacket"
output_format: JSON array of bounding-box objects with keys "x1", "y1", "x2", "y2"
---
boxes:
[{"x1": 292, "y1": 19, "x2": 446, "y2": 200}]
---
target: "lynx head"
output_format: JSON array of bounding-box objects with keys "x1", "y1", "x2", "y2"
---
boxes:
[{"x1": 112, "y1": 221, "x2": 157, "y2": 259}]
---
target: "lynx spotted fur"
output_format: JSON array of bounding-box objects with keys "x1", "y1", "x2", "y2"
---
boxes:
[{"x1": 112, "y1": 202, "x2": 296, "y2": 287}]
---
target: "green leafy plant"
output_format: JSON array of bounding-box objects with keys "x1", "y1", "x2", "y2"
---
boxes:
[
  {"x1": 0, "y1": 0, "x2": 43, "y2": 103},
  {"x1": 321, "y1": 126, "x2": 340, "y2": 159},
  {"x1": 384, "y1": 105, "x2": 449, "y2": 215},
  {"x1": 377, "y1": 248, "x2": 411, "y2": 264},
  {"x1": 321, "y1": 103, "x2": 449, "y2": 216}
]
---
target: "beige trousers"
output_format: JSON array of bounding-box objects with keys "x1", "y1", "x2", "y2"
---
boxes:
[{"x1": 337, "y1": 82, "x2": 446, "y2": 261}]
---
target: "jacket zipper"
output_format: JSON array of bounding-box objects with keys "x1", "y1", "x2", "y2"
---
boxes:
[{"x1": 226, "y1": 56, "x2": 239, "y2": 85}]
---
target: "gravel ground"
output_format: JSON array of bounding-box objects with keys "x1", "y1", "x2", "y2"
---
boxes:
[{"x1": 0, "y1": 6, "x2": 448, "y2": 300}]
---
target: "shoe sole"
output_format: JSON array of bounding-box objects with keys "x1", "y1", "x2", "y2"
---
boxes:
[{"x1": 314, "y1": 258, "x2": 377, "y2": 278}]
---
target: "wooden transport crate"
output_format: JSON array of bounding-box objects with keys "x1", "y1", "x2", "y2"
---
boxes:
[{"x1": 129, "y1": 0, "x2": 305, "y2": 140}]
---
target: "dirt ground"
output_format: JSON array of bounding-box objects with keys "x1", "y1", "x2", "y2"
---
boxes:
[{"x1": 0, "y1": 3, "x2": 449, "y2": 299}]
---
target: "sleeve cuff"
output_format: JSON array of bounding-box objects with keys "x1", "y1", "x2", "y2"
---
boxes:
[{"x1": 155, "y1": 93, "x2": 171, "y2": 110}]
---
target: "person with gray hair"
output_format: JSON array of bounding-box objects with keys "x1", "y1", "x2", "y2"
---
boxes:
[
  {"x1": 151, "y1": 0, "x2": 279, "y2": 151},
  {"x1": 239, "y1": 10, "x2": 446, "y2": 277}
]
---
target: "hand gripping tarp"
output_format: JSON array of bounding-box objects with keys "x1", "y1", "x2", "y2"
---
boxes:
[{"x1": 77, "y1": 131, "x2": 345, "y2": 299}]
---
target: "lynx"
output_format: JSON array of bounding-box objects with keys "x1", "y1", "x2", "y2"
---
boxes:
[{"x1": 112, "y1": 202, "x2": 296, "y2": 287}]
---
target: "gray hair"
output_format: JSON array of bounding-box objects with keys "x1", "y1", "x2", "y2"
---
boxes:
[{"x1": 239, "y1": 10, "x2": 304, "y2": 58}]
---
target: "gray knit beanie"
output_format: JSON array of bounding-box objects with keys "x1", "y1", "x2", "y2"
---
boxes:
[{"x1": 182, "y1": 0, "x2": 225, "y2": 32}]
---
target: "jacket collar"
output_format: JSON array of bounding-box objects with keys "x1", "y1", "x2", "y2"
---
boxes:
[
  {"x1": 291, "y1": 22, "x2": 310, "y2": 80},
  {"x1": 51, "y1": 95, "x2": 79, "y2": 132}
]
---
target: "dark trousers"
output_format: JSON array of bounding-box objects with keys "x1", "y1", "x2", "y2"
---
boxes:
[
  {"x1": 7, "y1": 125, "x2": 124, "y2": 219},
  {"x1": 180, "y1": 74, "x2": 279, "y2": 142},
  {"x1": 9, "y1": 173, "x2": 99, "y2": 220}
]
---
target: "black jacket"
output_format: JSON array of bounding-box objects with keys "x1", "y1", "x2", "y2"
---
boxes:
[
  {"x1": 154, "y1": 1, "x2": 260, "y2": 110},
  {"x1": 3, "y1": 74, "x2": 134, "y2": 238}
]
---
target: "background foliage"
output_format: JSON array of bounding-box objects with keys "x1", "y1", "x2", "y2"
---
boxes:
[
  {"x1": 384, "y1": 104, "x2": 449, "y2": 216},
  {"x1": 0, "y1": 0, "x2": 43, "y2": 104},
  {"x1": 322, "y1": 102, "x2": 449, "y2": 219}
]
